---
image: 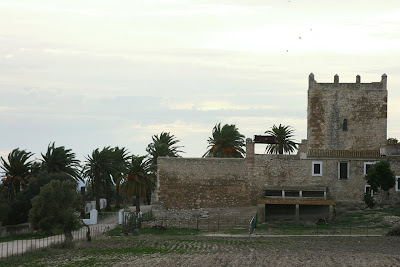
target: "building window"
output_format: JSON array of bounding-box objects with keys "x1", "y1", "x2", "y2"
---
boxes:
[
  {"x1": 364, "y1": 162, "x2": 377, "y2": 176},
  {"x1": 312, "y1": 161, "x2": 322, "y2": 176},
  {"x1": 338, "y1": 161, "x2": 349, "y2": 180},
  {"x1": 365, "y1": 185, "x2": 373, "y2": 196},
  {"x1": 343, "y1": 119, "x2": 348, "y2": 131},
  {"x1": 396, "y1": 177, "x2": 400, "y2": 192}
]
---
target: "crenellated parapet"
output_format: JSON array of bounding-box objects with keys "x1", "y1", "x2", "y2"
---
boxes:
[
  {"x1": 307, "y1": 73, "x2": 387, "y2": 151},
  {"x1": 308, "y1": 73, "x2": 387, "y2": 91}
]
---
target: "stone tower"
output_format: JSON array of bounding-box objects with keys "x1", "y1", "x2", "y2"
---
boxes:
[{"x1": 307, "y1": 73, "x2": 387, "y2": 151}]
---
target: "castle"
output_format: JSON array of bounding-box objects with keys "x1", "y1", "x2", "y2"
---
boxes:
[{"x1": 155, "y1": 74, "x2": 400, "y2": 221}]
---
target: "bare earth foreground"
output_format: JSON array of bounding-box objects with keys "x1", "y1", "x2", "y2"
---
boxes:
[{"x1": 11, "y1": 235, "x2": 400, "y2": 267}]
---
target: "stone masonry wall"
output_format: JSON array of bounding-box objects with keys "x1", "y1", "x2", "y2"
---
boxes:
[
  {"x1": 156, "y1": 157, "x2": 249, "y2": 209},
  {"x1": 156, "y1": 154, "x2": 400, "y2": 210},
  {"x1": 307, "y1": 74, "x2": 387, "y2": 151},
  {"x1": 249, "y1": 154, "x2": 389, "y2": 203}
]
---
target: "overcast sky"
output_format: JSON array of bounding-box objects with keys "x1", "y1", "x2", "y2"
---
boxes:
[{"x1": 1, "y1": 0, "x2": 400, "y2": 162}]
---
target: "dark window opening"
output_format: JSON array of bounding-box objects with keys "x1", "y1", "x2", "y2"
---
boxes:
[
  {"x1": 343, "y1": 119, "x2": 348, "y2": 131},
  {"x1": 265, "y1": 190, "x2": 282, "y2": 197},
  {"x1": 302, "y1": 191, "x2": 325, "y2": 198},
  {"x1": 314, "y1": 164, "x2": 321, "y2": 175},
  {"x1": 339, "y1": 162, "x2": 348, "y2": 180}
]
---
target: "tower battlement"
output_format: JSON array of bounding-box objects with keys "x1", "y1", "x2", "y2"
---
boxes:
[
  {"x1": 307, "y1": 73, "x2": 387, "y2": 151},
  {"x1": 309, "y1": 73, "x2": 387, "y2": 91}
]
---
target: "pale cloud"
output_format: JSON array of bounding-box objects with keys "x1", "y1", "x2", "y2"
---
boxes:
[
  {"x1": 0, "y1": 0, "x2": 399, "y2": 159},
  {"x1": 0, "y1": 151, "x2": 10, "y2": 160},
  {"x1": 196, "y1": 102, "x2": 277, "y2": 111}
]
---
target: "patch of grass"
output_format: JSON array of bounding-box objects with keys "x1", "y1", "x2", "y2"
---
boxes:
[
  {"x1": 107, "y1": 225, "x2": 122, "y2": 236},
  {"x1": 254, "y1": 205, "x2": 400, "y2": 235},
  {"x1": 0, "y1": 248, "x2": 60, "y2": 266}
]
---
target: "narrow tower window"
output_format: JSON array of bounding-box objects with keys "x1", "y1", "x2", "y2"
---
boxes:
[{"x1": 343, "y1": 119, "x2": 348, "y2": 131}]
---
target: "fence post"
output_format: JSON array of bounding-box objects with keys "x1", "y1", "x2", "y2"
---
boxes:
[{"x1": 196, "y1": 216, "x2": 199, "y2": 230}]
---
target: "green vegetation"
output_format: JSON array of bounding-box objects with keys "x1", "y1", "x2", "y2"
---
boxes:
[
  {"x1": 265, "y1": 124, "x2": 297, "y2": 154},
  {"x1": 365, "y1": 161, "x2": 395, "y2": 195},
  {"x1": 255, "y1": 204, "x2": 400, "y2": 235},
  {"x1": 203, "y1": 123, "x2": 245, "y2": 158},
  {"x1": 0, "y1": 148, "x2": 35, "y2": 200},
  {"x1": 146, "y1": 132, "x2": 183, "y2": 173},
  {"x1": 40, "y1": 143, "x2": 81, "y2": 182},
  {"x1": 364, "y1": 193, "x2": 375, "y2": 208},
  {"x1": 29, "y1": 180, "x2": 83, "y2": 248},
  {"x1": 120, "y1": 155, "x2": 155, "y2": 213}
]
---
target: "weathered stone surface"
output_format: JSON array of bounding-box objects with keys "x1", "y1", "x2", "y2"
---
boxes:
[{"x1": 307, "y1": 74, "x2": 387, "y2": 151}]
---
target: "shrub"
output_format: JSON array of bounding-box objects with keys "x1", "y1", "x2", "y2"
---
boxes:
[{"x1": 363, "y1": 193, "x2": 375, "y2": 208}]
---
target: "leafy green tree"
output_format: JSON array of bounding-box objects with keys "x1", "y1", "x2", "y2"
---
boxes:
[
  {"x1": 7, "y1": 171, "x2": 76, "y2": 225},
  {"x1": 365, "y1": 161, "x2": 395, "y2": 197},
  {"x1": 146, "y1": 132, "x2": 183, "y2": 172},
  {"x1": 120, "y1": 156, "x2": 155, "y2": 213},
  {"x1": 29, "y1": 180, "x2": 82, "y2": 248},
  {"x1": 265, "y1": 124, "x2": 297, "y2": 154},
  {"x1": 83, "y1": 147, "x2": 115, "y2": 211},
  {"x1": 0, "y1": 148, "x2": 35, "y2": 200},
  {"x1": 110, "y1": 147, "x2": 129, "y2": 209},
  {"x1": 41, "y1": 143, "x2": 81, "y2": 181},
  {"x1": 203, "y1": 123, "x2": 245, "y2": 158}
]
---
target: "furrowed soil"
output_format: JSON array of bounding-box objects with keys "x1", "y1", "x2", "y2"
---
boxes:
[{"x1": 5, "y1": 235, "x2": 400, "y2": 266}]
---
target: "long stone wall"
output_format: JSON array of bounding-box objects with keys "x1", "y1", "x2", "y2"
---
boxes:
[
  {"x1": 156, "y1": 157, "x2": 250, "y2": 209},
  {"x1": 156, "y1": 154, "x2": 399, "y2": 209}
]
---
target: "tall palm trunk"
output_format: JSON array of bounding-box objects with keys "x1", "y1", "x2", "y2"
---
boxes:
[
  {"x1": 136, "y1": 194, "x2": 141, "y2": 213},
  {"x1": 105, "y1": 178, "x2": 112, "y2": 211},
  {"x1": 279, "y1": 144, "x2": 283, "y2": 154},
  {"x1": 95, "y1": 175, "x2": 101, "y2": 211}
]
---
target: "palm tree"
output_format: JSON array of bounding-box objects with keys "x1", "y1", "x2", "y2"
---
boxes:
[
  {"x1": 203, "y1": 123, "x2": 245, "y2": 158},
  {"x1": 265, "y1": 124, "x2": 297, "y2": 154},
  {"x1": 0, "y1": 148, "x2": 35, "y2": 200},
  {"x1": 41, "y1": 143, "x2": 81, "y2": 181},
  {"x1": 146, "y1": 132, "x2": 183, "y2": 173},
  {"x1": 83, "y1": 147, "x2": 115, "y2": 211},
  {"x1": 120, "y1": 156, "x2": 155, "y2": 213},
  {"x1": 110, "y1": 147, "x2": 130, "y2": 209}
]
